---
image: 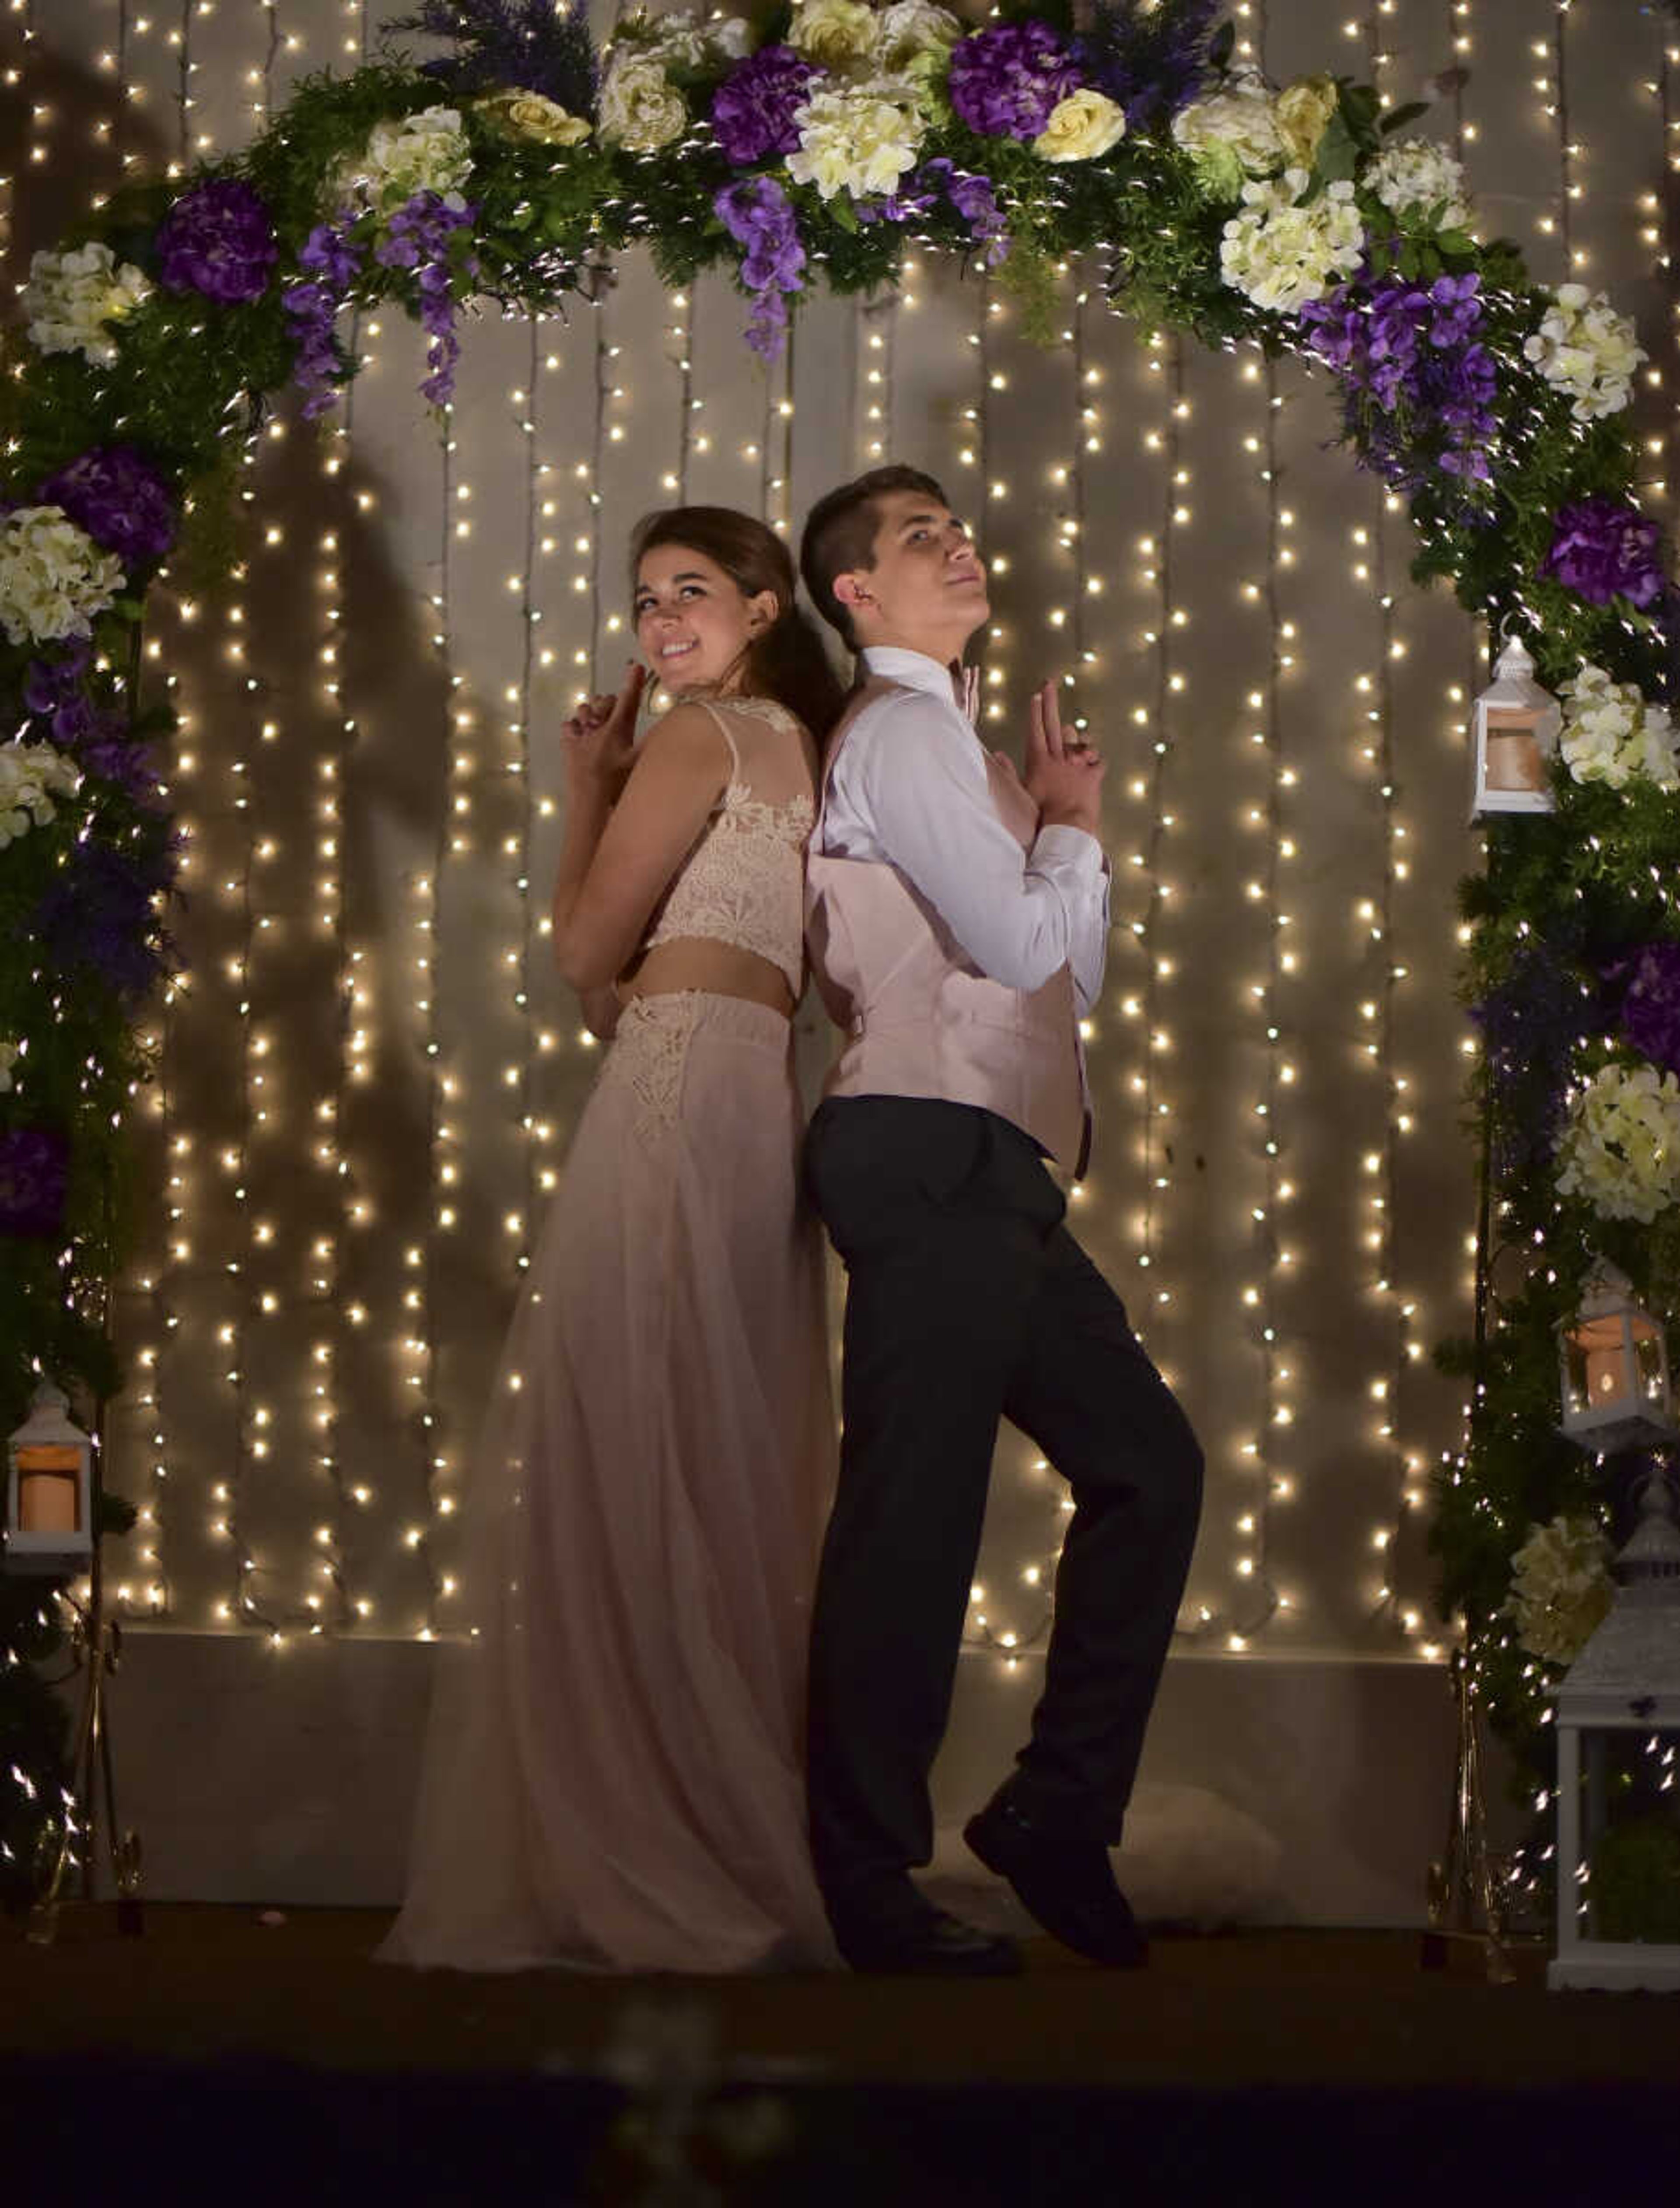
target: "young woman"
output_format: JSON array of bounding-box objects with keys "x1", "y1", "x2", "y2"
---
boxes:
[{"x1": 382, "y1": 509, "x2": 845, "y2": 1973}]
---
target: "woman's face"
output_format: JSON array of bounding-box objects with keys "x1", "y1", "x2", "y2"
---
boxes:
[{"x1": 633, "y1": 542, "x2": 778, "y2": 696}]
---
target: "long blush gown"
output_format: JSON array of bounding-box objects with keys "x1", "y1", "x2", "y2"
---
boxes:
[{"x1": 380, "y1": 696, "x2": 838, "y2": 1972}]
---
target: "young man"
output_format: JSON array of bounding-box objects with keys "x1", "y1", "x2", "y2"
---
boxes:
[{"x1": 797, "y1": 464, "x2": 1204, "y2": 1977}]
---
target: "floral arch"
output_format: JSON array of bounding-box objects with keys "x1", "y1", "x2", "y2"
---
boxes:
[{"x1": 0, "y1": 0, "x2": 1675, "y2": 1894}]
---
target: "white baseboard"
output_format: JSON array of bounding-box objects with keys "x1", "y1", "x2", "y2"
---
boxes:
[{"x1": 85, "y1": 1631, "x2": 1464, "y2": 1925}]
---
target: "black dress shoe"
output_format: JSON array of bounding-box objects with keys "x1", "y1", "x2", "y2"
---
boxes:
[
  {"x1": 965, "y1": 1794, "x2": 1147, "y2": 1968},
  {"x1": 833, "y1": 1902, "x2": 1023, "y2": 1977}
]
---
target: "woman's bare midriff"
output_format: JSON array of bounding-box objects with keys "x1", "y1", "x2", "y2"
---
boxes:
[{"x1": 618, "y1": 937, "x2": 794, "y2": 1018}]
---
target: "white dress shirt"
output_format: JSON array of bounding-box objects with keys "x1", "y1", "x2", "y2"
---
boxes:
[{"x1": 819, "y1": 645, "x2": 1110, "y2": 1017}]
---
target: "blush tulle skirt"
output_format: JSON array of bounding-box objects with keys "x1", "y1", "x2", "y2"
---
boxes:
[{"x1": 380, "y1": 991, "x2": 839, "y2": 1972}]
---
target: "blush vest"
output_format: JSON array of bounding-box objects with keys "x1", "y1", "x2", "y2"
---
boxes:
[{"x1": 805, "y1": 677, "x2": 1093, "y2": 1176}]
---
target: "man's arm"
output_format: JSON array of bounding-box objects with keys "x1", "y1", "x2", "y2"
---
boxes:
[{"x1": 839, "y1": 689, "x2": 1108, "y2": 997}]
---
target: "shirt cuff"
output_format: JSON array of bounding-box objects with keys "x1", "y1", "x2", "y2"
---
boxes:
[{"x1": 1032, "y1": 822, "x2": 1106, "y2": 877}]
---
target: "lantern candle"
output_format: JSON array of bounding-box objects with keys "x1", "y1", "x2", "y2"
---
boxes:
[
  {"x1": 1470, "y1": 633, "x2": 1561, "y2": 821},
  {"x1": 18, "y1": 1448, "x2": 81, "y2": 1534},
  {"x1": 1481, "y1": 707, "x2": 1549, "y2": 794},
  {"x1": 1559, "y1": 1266, "x2": 1677, "y2": 1453}
]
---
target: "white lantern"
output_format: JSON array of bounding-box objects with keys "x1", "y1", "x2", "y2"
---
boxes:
[
  {"x1": 4, "y1": 1380, "x2": 93, "y2": 1575},
  {"x1": 1470, "y1": 632, "x2": 1561, "y2": 821},
  {"x1": 1559, "y1": 1265, "x2": 1677, "y2": 1455},
  {"x1": 1549, "y1": 1464, "x2": 1680, "y2": 1992}
]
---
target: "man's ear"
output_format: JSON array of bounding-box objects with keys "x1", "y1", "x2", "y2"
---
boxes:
[{"x1": 834, "y1": 572, "x2": 872, "y2": 612}]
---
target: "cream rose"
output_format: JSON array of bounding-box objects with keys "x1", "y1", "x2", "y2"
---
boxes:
[
  {"x1": 1033, "y1": 88, "x2": 1126, "y2": 164},
  {"x1": 1274, "y1": 74, "x2": 1338, "y2": 167},
  {"x1": 475, "y1": 89, "x2": 591, "y2": 147},
  {"x1": 788, "y1": 0, "x2": 881, "y2": 73},
  {"x1": 598, "y1": 55, "x2": 688, "y2": 153}
]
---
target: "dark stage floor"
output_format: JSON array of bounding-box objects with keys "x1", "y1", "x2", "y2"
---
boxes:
[{"x1": 3, "y1": 1909, "x2": 1677, "y2": 2203}]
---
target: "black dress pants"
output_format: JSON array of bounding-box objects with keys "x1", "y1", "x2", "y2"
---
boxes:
[{"x1": 803, "y1": 1094, "x2": 1204, "y2": 1920}]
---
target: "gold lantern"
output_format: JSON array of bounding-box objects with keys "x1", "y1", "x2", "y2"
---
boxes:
[
  {"x1": 4, "y1": 1380, "x2": 92, "y2": 1575},
  {"x1": 1559, "y1": 1265, "x2": 1677, "y2": 1455},
  {"x1": 1470, "y1": 632, "x2": 1561, "y2": 821}
]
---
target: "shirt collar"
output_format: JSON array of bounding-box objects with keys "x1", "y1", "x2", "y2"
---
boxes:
[{"x1": 861, "y1": 644, "x2": 965, "y2": 710}]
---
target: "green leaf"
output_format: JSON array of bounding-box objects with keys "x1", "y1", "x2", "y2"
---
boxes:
[
  {"x1": 1315, "y1": 110, "x2": 1360, "y2": 184},
  {"x1": 1381, "y1": 101, "x2": 1432, "y2": 135},
  {"x1": 1209, "y1": 21, "x2": 1235, "y2": 73}
]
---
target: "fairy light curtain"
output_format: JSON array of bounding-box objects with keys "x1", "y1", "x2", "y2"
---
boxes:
[{"x1": 2, "y1": 0, "x2": 1669, "y2": 1676}]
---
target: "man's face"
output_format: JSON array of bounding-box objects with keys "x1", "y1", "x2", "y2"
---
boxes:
[{"x1": 840, "y1": 489, "x2": 989, "y2": 645}]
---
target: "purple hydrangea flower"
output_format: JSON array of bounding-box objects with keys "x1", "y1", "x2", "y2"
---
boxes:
[
  {"x1": 39, "y1": 444, "x2": 177, "y2": 567},
  {"x1": 710, "y1": 45, "x2": 819, "y2": 165},
  {"x1": 35, "y1": 836, "x2": 177, "y2": 1004},
  {"x1": 20, "y1": 644, "x2": 160, "y2": 797},
  {"x1": 715, "y1": 176, "x2": 806, "y2": 360},
  {"x1": 948, "y1": 21, "x2": 1082, "y2": 141},
  {"x1": 155, "y1": 177, "x2": 280, "y2": 304},
  {"x1": 374, "y1": 192, "x2": 481, "y2": 407},
  {"x1": 1613, "y1": 941, "x2": 1680, "y2": 1075},
  {"x1": 0, "y1": 1128, "x2": 70, "y2": 1239},
  {"x1": 23, "y1": 642, "x2": 95, "y2": 743},
  {"x1": 1541, "y1": 495, "x2": 1666, "y2": 610}
]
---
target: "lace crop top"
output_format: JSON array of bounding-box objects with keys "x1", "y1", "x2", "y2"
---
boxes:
[{"x1": 638, "y1": 696, "x2": 814, "y2": 999}]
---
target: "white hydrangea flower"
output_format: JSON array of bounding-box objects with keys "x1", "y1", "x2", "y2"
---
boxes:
[
  {"x1": 1557, "y1": 1063, "x2": 1680, "y2": 1225},
  {"x1": 1218, "y1": 170, "x2": 1365, "y2": 314},
  {"x1": 1365, "y1": 136, "x2": 1473, "y2": 230},
  {"x1": 599, "y1": 53, "x2": 690, "y2": 152},
  {"x1": 0, "y1": 741, "x2": 82, "y2": 851},
  {"x1": 0, "y1": 1038, "x2": 19, "y2": 1093},
  {"x1": 21, "y1": 242, "x2": 153, "y2": 366},
  {"x1": 350, "y1": 105, "x2": 474, "y2": 212},
  {"x1": 787, "y1": 78, "x2": 926, "y2": 202},
  {"x1": 0, "y1": 507, "x2": 125, "y2": 650},
  {"x1": 1505, "y1": 1515, "x2": 1614, "y2": 1665},
  {"x1": 1172, "y1": 75, "x2": 1286, "y2": 199},
  {"x1": 1559, "y1": 664, "x2": 1680, "y2": 791},
  {"x1": 1523, "y1": 283, "x2": 1646, "y2": 424}
]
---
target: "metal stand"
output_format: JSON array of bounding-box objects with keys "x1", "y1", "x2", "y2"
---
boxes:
[
  {"x1": 1422, "y1": 1645, "x2": 1512, "y2": 1983},
  {"x1": 27, "y1": 1404, "x2": 144, "y2": 1946}
]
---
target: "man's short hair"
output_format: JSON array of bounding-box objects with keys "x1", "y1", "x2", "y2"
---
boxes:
[{"x1": 799, "y1": 464, "x2": 950, "y2": 651}]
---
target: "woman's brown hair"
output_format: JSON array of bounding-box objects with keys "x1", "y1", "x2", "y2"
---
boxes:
[{"x1": 630, "y1": 506, "x2": 846, "y2": 742}]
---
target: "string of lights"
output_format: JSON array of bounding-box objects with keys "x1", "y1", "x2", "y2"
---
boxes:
[{"x1": 4, "y1": 0, "x2": 1631, "y2": 1691}]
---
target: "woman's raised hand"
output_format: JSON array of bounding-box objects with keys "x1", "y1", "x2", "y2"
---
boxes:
[{"x1": 561, "y1": 662, "x2": 647, "y2": 794}]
